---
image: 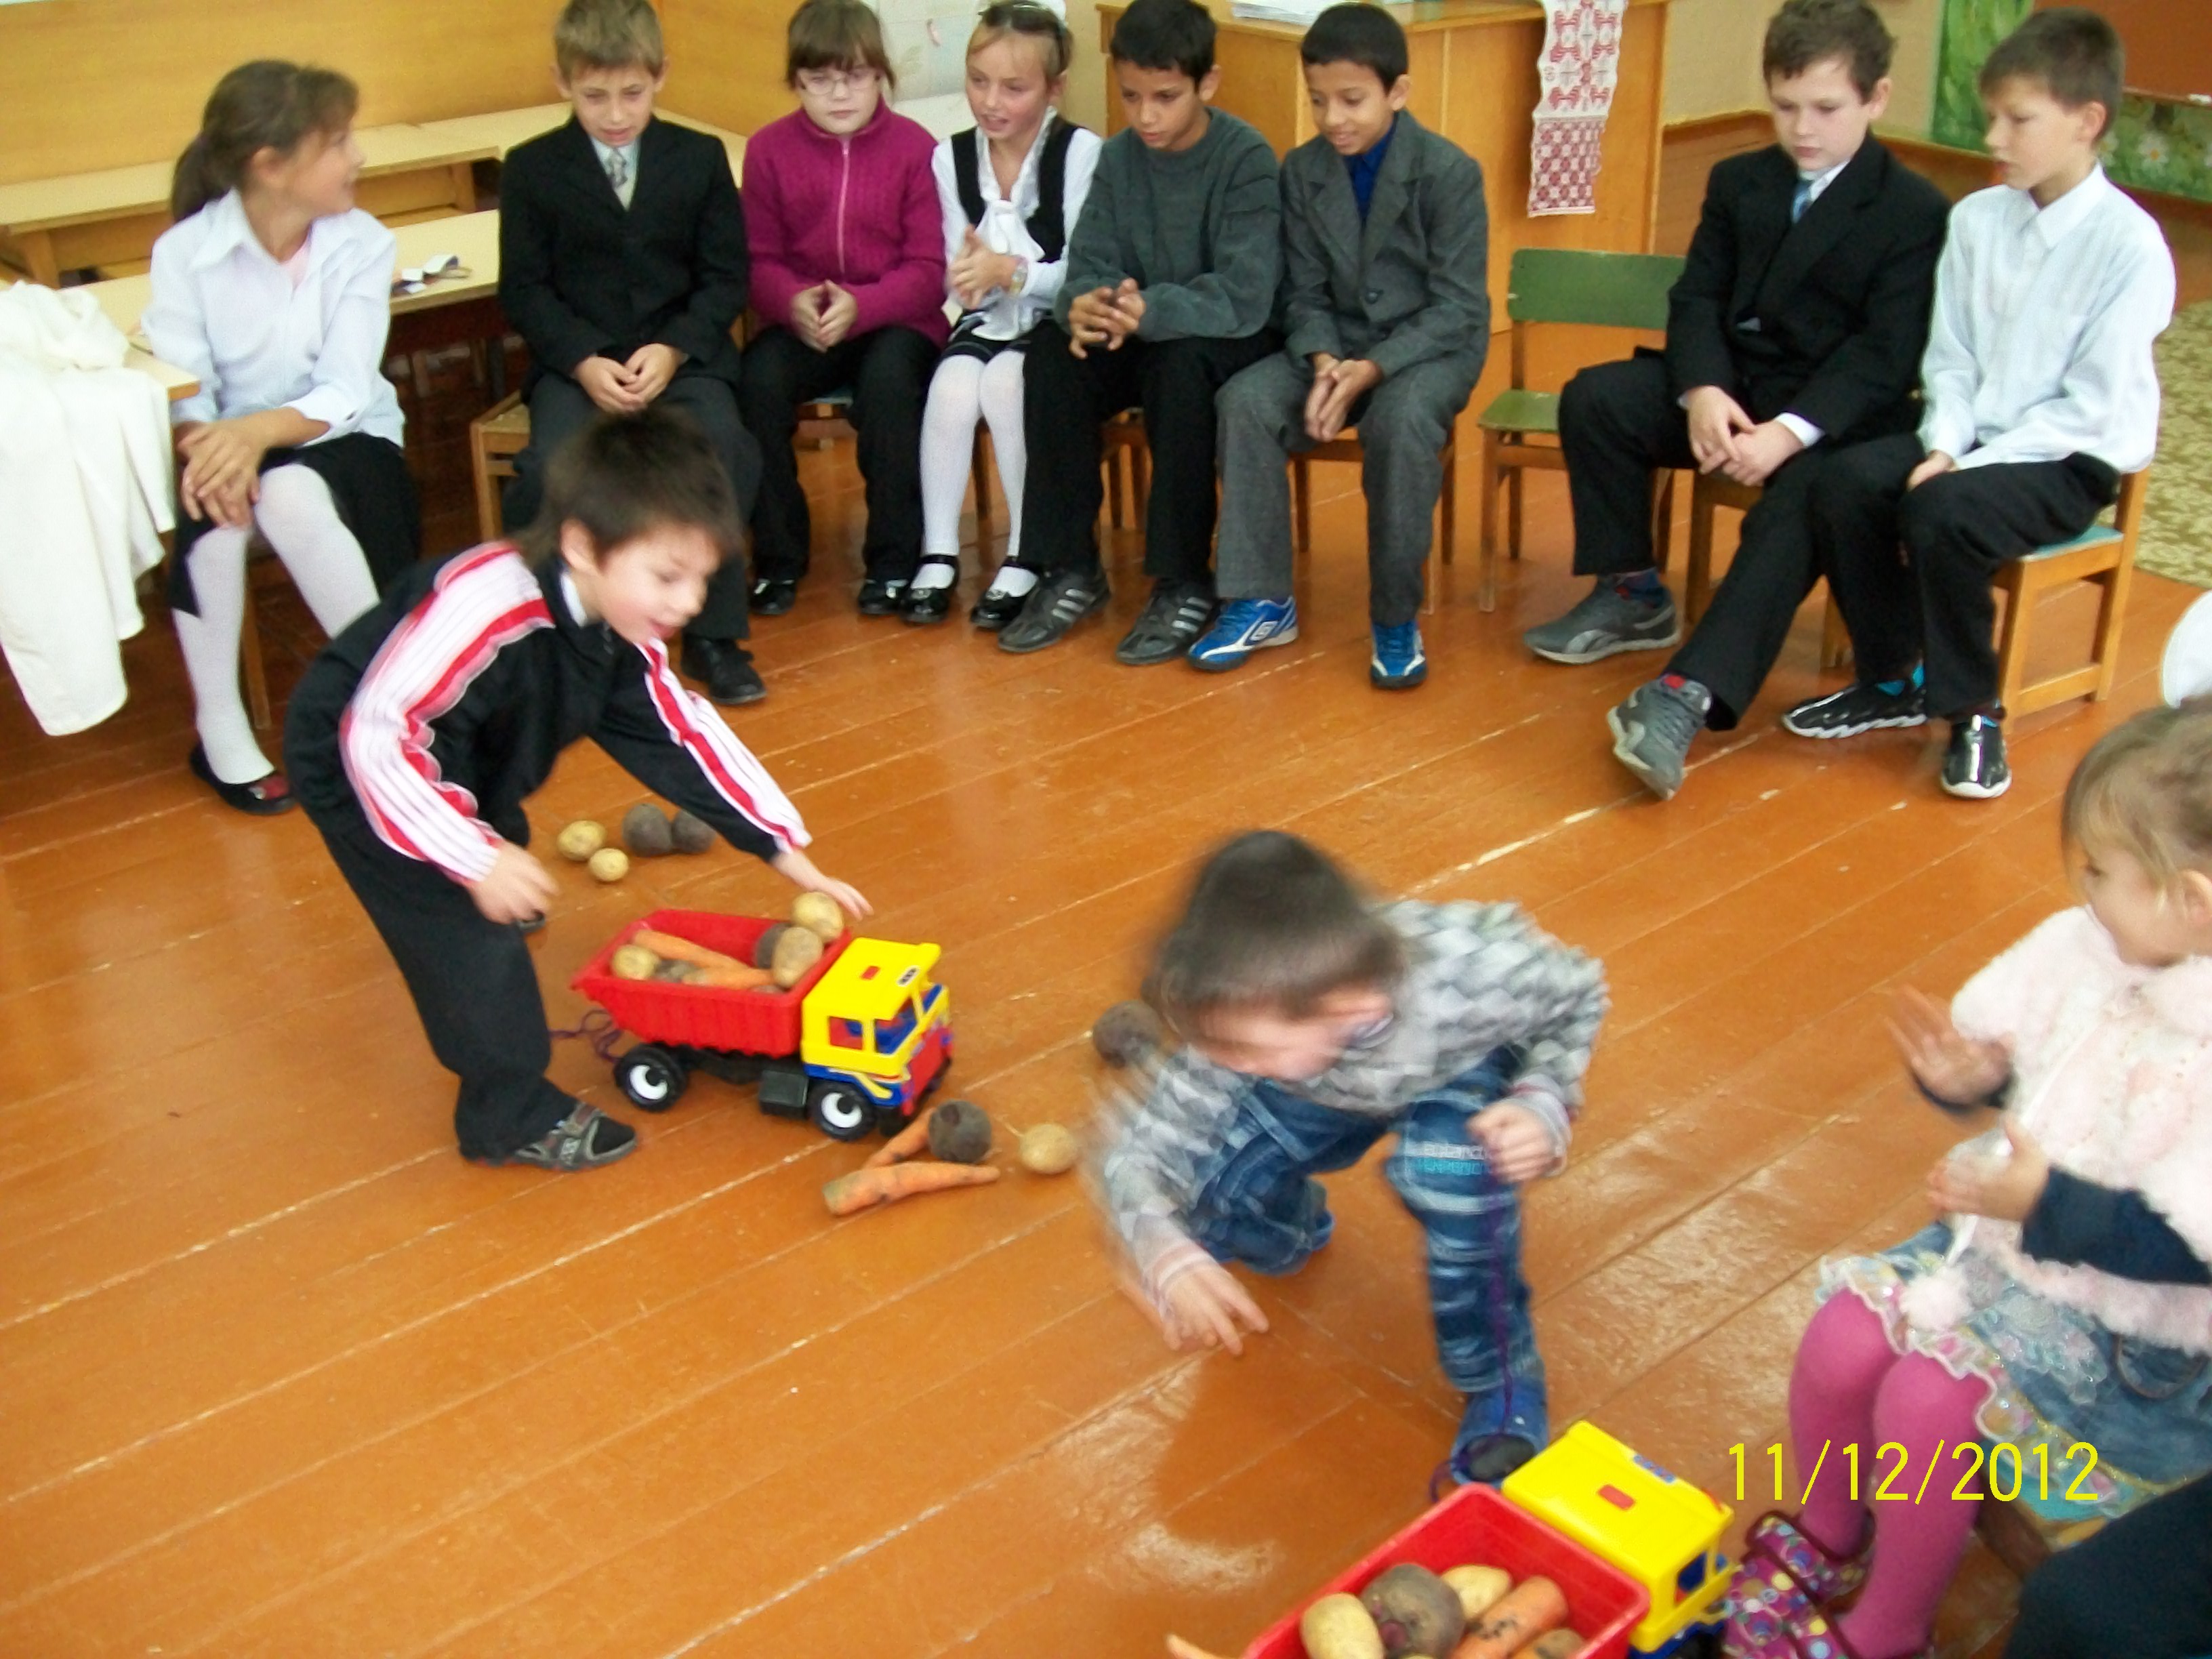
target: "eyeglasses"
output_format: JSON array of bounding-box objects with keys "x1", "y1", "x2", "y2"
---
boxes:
[{"x1": 796, "y1": 68, "x2": 878, "y2": 96}]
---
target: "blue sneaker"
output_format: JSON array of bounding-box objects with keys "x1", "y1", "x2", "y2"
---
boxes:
[
  {"x1": 1370, "y1": 621, "x2": 1427, "y2": 689},
  {"x1": 1187, "y1": 596, "x2": 1298, "y2": 672}
]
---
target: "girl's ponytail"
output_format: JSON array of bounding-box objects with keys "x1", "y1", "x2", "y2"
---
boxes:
[{"x1": 170, "y1": 60, "x2": 360, "y2": 222}]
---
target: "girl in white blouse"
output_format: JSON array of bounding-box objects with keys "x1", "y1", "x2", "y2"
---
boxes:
[
  {"x1": 145, "y1": 61, "x2": 416, "y2": 813},
  {"x1": 903, "y1": 2, "x2": 1100, "y2": 628}
]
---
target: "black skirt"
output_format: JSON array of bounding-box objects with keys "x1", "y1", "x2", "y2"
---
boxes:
[
  {"x1": 939, "y1": 312, "x2": 1031, "y2": 365},
  {"x1": 169, "y1": 432, "x2": 421, "y2": 615}
]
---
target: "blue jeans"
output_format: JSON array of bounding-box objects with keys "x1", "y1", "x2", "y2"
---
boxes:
[{"x1": 1182, "y1": 1051, "x2": 1549, "y2": 1459}]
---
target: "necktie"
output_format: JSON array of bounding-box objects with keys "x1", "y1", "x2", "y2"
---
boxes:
[
  {"x1": 1791, "y1": 177, "x2": 1813, "y2": 224},
  {"x1": 605, "y1": 148, "x2": 630, "y2": 203}
]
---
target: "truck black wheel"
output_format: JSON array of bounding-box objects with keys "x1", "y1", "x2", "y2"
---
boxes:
[
  {"x1": 808, "y1": 1080, "x2": 874, "y2": 1141},
  {"x1": 615, "y1": 1044, "x2": 689, "y2": 1112}
]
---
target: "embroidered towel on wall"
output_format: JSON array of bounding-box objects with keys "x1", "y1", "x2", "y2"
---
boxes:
[{"x1": 1529, "y1": 0, "x2": 1625, "y2": 217}]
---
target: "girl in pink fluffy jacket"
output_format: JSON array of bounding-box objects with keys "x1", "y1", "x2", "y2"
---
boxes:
[{"x1": 1725, "y1": 704, "x2": 2212, "y2": 1659}]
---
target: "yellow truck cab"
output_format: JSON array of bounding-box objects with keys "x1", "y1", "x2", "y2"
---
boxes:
[{"x1": 796, "y1": 939, "x2": 954, "y2": 1139}]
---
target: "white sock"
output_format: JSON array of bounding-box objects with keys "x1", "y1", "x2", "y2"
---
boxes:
[
  {"x1": 173, "y1": 523, "x2": 272, "y2": 784},
  {"x1": 910, "y1": 558, "x2": 958, "y2": 592},
  {"x1": 983, "y1": 565, "x2": 1038, "y2": 600},
  {"x1": 253, "y1": 466, "x2": 378, "y2": 634},
  {"x1": 920, "y1": 355, "x2": 986, "y2": 559}
]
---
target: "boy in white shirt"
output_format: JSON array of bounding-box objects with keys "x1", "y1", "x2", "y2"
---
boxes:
[{"x1": 1786, "y1": 6, "x2": 2174, "y2": 800}]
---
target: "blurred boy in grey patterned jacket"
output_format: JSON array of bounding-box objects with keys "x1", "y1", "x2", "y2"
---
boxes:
[{"x1": 1097, "y1": 830, "x2": 1605, "y2": 1482}]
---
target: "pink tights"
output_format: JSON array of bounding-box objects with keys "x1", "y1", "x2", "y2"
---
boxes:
[{"x1": 1788, "y1": 1294, "x2": 1992, "y2": 1659}]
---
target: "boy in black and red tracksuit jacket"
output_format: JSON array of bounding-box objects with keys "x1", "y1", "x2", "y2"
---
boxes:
[{"x1": 283, "y1": 409, "x2": 869, "y2": 1171}]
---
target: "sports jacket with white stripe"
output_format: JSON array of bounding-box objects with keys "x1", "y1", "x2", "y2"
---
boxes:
[{"x1": 284, "y1": 543, "x2": 805, "y2": 882}]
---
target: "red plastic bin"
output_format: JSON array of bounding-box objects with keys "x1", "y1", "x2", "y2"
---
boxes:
[
  {"x1": 1243, "y1": 1483, "x2": 1648, "y2": 1659},
  {"x1": 571, "y1": 909, "x2": 846, "y2": 1055}
]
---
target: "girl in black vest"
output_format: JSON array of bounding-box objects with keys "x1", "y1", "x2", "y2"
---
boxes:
[{"x1": 904, "y1": 1, "x2": 1101, "y2": 626}]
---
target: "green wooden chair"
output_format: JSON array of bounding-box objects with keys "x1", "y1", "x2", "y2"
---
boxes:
[{"x1": 1475, "y1": 246, "x2": 1687, "y2": 611}]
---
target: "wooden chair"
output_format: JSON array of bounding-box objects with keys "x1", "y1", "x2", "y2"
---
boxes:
[
  {"x1": 1473, "y1": 247, "x2": 1687, "y2": 612},
  {"x1": 1686, "y1": 468, "x2": 2150, "y2": 705},
  {"x1": 1683, "y1": 472, "x2": 1851, "y2": 670},
  {"x1": 1101, "y1": 409, "x2": 1149, "y2": 530},
  {"x1": 1994, "y1": 467, "x2": 2148, "y2": 716},
  {"x1": 1289, "y1": 430, "x2": 1457, "y2": 617},
  {"x1": 468, "y1": 391, "x2": 533, "y2": 543}
]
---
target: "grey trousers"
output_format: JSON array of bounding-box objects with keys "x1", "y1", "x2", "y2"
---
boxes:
[{"x1": 1214, "y1": 350, "x2": 1480, "y2": 626}]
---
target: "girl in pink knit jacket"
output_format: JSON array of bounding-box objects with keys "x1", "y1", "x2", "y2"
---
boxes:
[
  {"x1": 736, "y1": 0, "x2": 948, "y2": 619},
  {"x1": 1724, "y1": 705, "x2": 2212, "y2": 1659}
]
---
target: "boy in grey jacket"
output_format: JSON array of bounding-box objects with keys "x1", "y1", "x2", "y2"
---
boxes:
[
  {"x1": 1196, "y1": 3, "x2": 1488, "y2": 689},
  {"x1": 997, "y1": 0, "x2": 1283, "y2": 665},
  {"x1": 1097, "y1": 831, "x2": 1605, "y2": 1484}
]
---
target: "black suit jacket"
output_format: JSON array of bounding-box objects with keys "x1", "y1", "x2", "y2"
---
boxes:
[
  {"x1": 1665, "y1": 137, "x2": 1948, "y2": 444},
  {"x1": 498, "y1": 115, "x2": 748, "y2": 389}
]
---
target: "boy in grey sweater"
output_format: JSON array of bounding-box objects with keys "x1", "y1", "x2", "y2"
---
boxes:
[
  {"x1": 1200, "y1": 3, "x2": 1488, "y2": 691},
  {"x1": 1096, "y1": 831, "x2": 1607, "y2": 1483},
  {"x1": 997, "y1": 0, "x2": 1283, "y2": 665}
]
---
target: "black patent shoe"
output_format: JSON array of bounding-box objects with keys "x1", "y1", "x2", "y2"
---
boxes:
[
  {"x1": 188, "y1": 742, "x2": 295, "y2": 816},
  {"x1": 900, "y1": 583, "x2": 955, "y2": 625},
  {"x1": 749, "y1": 575, "x2": 799, "y2": 616},
  {"x1": 857, "y1": 577, "x2": 909, "y2": 617},
  {"x1": 681, "y1": 635, "x2": 767, "y2": 706},
  {"x1": 970, "y1": 585, "x2": 1028, "y2": 631}
]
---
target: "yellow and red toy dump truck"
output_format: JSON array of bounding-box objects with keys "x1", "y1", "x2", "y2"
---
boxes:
[{"x1": 572, "y1": 908, "x2": 952, "y2": 1143}]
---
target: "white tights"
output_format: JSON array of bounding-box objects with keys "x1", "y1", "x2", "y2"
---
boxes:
[
  {"x1": 172, "y1": 464, "x2": 380, "y2": 784},
  {"x1": 916, "y1": 350, "x2": 1032, "y2": 594}
]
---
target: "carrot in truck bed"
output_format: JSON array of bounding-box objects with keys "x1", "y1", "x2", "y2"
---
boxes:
[
  {"x1": 632, "y1": 928, "x2": 747, "y2": 972},
  {"x1": 822, "y1": 1162, "x2": 999, "y2": 1216}
]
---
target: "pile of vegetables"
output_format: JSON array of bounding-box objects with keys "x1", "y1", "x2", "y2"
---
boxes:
[
  {"x1": 556, "y1": 804, "x2": 722, "y2": 884},
  {"x1": 819, "y1": 1102, "x2": 1082, "y2": 1217},
  {"x1": 606, "y1": 893, "x2": 847, "y2": 991},
  {"x1": 1168, "y1": 1561, "x2": 1581, "y2": 1659}
]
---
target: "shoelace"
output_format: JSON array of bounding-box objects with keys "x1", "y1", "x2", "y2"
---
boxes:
[{"x1": 1641, "y1": 683, "x2": 1706, "y2": 751}]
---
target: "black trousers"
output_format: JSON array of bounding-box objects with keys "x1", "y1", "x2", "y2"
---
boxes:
[
  {"x1": 302, "y1": 811, "x2": 578, "y2": 1161},
  {"x1": 1019, "y1": 323, "x2": 1281, "y2": 586},
  {"x1": 736, "y1": 325, "x2": 936, "y2": 586},
  {"x1": 504, "y1": 370, "x2": 760, "y2": 640},
  {"x1": 2005, "y1": 1471, "x2": 2212, "y2": 1659},
  {"x1": 1557, "y1": 352, "x2": 1696, "y2": 579},
  {"x1": 1668, "y1": 442, "x2": 1839, "y2": 730},
  {"x1": 1811, "y1": 432, "x2": 2116, "y2": 720}
]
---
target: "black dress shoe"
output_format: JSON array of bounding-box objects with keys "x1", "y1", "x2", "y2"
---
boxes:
[
  {"x1": 968, "y1": 584, "x2": 1030, "y2": 631},
  {"x1": 682, "y1": 635, "x2": 767, "y2": 705},
  {"x1": 857, "y1": 577, "x2": 909, "y2": 617},
  {"x1": 749, "y1": 576, "x2": 799, "y2": 616},
  {"x1": 899, "y1": 584, "x2": 954, "y2": 626}
]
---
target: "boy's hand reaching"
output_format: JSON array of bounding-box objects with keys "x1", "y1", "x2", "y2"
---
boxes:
[
  {"x1": 1147, "y1": 1258, "x2": 1270, "y2": 1355},
  {"x1": 468, "y1": 844, "x2": 558, "y2": 924},
  {"x1": 576, "y1": 355, "x2": 647, "y2": 414},
  {"x1": 770, "y1": 846, "x2": 874, "y2": 921},
  {"x1": 1468, "y1": 1101, "x2": 1556, "y2": 1185},
  {"x1": 1685, "y1": 385, "x2": 1755, "y2": 473},
  {"x1": 1891, "y1": 986, "x2": 2010, "y2": 1107},
  {"x1": 1929, "y1": 1120, "x2": 2050, "y2": 1223}
]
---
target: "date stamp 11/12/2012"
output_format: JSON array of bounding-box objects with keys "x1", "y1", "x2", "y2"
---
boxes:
[{"x1": 1729, "y1": 1440, "x2": 2102, "y2": 1506}]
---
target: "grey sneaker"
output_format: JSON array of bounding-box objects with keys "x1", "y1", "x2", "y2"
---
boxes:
[
  {"x1": 1115, "y1": 581, "x2": 1218, "y2": 666},
  {"x1": 1524, "y1": 579, "x2": 1681, "y2": 665},
  {"x1": 1607, "y1": 677, "x2": 1712, "y2": 800}
]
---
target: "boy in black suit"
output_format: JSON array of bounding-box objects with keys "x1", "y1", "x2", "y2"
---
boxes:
[
  {"x1": 1522, "y1": 0, "x2": 1948, "y2": 799},
  {"x1": 499, "y1": 0, "x2": 764, "y2": 705}
]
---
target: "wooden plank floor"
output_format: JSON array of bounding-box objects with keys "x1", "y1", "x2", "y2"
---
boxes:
[{"x1": 3, "y1": 344, "x2": 2200, "y2": 1656}]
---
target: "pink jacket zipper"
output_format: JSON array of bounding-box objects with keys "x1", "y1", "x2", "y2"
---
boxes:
[{"x1": 835, "y1": 136, "x2": 851, "y2": 277}]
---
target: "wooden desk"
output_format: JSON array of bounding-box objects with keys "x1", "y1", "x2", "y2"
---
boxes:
[
  {"x1": 413, "y1": 105, "x2": 750, "y2": 180},
  {"x1": 0, "y1": 123, "x2": 495, "y2": 287},
  {"x1": 1095, "y1": 0, "x2": 1671, "y2": 312}
]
